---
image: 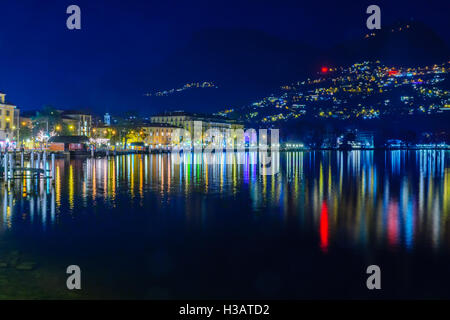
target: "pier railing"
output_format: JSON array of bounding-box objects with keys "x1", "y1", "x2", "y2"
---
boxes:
[{"x1": 0, "y1": 151, "x2": 56, "y2": 183}]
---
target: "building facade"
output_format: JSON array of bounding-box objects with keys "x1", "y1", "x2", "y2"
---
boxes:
[
  {"x1": 0, "y1": 92, "x2": 19, "y2": 145},
  {"x1": 61, "y1": 111, "x2": 92, "y2": 137},
  {"x1": 141, "y1": 123, "x2": 179, "y2": 149},
  {"x1": 150, "y1": 111, "x2": 244, "y2": 147}
]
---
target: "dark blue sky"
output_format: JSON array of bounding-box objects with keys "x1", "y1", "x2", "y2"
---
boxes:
[{"x1": 0, "y1": 0, "x2": 448, "y2": 115}]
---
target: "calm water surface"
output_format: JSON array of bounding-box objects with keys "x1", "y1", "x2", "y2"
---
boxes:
[{"x1": 0, "y1": 150, "x2": 449, "y2": 299}]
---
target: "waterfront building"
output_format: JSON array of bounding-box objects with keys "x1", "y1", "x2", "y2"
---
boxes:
[
  {"x1": 150, "y1": 111, "x2": 244, "y2": 147},
  {"x1": 141, "y1": 123, "x2": 180, "y2": 149},
  {"x1": 337, "y1": 130, "x2": 375, "y2": 149},
  {"x1": 61, "y1": 111, "x2": 92, "y2": 137},
  {"x1": 48, "y1": 135, "x2": 89, "y2": 152},
  {"x1": 322, "y1": 132, "x2": 339, "y2": 149},
  {"x1": 355, "y1": 131, "x2": 375, "y2": 148},
  {"x1": 0, "y1": 92, "x2": 19, "y2": 145}
]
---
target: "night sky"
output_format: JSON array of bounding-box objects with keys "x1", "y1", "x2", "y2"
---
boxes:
[{"x1": 0, "y1": 0, "x2": 448, "y2": 114}]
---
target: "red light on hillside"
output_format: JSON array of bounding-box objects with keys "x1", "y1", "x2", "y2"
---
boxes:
[
  {"x1": 388, "y1": 69, "x2": 399, "y2": 76},
  {"x1": 321, "y1": 67, "x2": 328, "y2": 73}
]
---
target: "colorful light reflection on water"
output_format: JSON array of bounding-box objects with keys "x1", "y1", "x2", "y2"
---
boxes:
[{"x1": 0, "y1": 150, "x2": 449, "y2": 298}]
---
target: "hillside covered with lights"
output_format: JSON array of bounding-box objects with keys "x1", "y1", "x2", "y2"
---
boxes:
[
  {"x1": 143, "y1": 21, "x2": 449, "y2": 113},
  {"x1": 218, "y1": 61, "x2": 450, "y2": 124}
]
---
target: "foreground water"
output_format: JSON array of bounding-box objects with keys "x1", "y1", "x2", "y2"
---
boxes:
[{"x1": 0, "y1": 150, "x2": 449, "y2": 299}]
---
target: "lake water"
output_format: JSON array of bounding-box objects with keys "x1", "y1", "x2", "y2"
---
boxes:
[{"x1": 0, "y1": 150, "x2": 449, "y2": 299}]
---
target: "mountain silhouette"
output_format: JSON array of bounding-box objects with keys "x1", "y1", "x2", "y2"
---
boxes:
[
  {"x1": 142, "y1": 22, "x2": 449, "y2": 112},
  {"x1": 143, "y1": 28, "x2": 319, "y2": 111},
  {"x1": 324, "y1": 21, "x2": 450, "y2": 67}
]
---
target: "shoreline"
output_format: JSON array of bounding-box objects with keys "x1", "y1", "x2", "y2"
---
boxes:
[{"x1": 1, "y1": 147, "x2": 449, "y2": 160}]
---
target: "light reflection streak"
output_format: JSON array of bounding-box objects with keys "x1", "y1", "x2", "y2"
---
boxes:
[{"x1": 0, "y1": 151, "x2": 446, "y2": 252}]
